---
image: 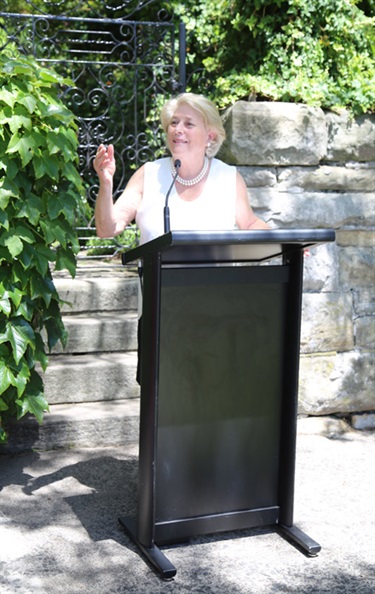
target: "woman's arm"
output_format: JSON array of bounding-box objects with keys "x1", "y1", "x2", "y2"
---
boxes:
[
  {"x1": 94, "y1": 144, "x2": 144, "y2": 238},
  {"x1": 235, "y1": 171, "x2": 270, "y2": 230}
]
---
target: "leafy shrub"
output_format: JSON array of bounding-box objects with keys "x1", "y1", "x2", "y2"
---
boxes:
[
  {"x1": 0, "y1": 53, "x2": 85, "y2": 443},
  {"x1": 85, "y1": 224, "x2": 140, "y2": 257},
  {"x1": 175, "y1": 0, "x2": 375, "y2": 115}
]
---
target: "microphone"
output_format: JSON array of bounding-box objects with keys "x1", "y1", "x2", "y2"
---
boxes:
[{"x1": 164, "y1": 159, "x2": 181, "y2": 234}]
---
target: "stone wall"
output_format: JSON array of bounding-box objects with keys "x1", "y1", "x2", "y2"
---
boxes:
[{"x1": 221, "y1": 102, "x2": 375, "y2": 421}]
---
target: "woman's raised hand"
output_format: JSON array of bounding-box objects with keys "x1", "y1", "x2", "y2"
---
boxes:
[{"x1": 94, "y1": 144, "x2": 116, "y2": 181}]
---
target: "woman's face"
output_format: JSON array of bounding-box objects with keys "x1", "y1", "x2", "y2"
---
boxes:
[{"x1": 167, "y1": 103, "x2": 212, "y2": 159}]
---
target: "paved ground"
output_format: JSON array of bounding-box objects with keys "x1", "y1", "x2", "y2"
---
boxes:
[{"x1": 0, "y1": 417, "x2": 374, "y2": 594}]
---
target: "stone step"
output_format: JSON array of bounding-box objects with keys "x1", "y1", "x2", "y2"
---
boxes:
[
  {"x1": 1, "y1": 267, "x2": 142, "y2": 453},
  {"x1": 54, "y1": 271, "x2": 138, "y2": 314},
  {"x1": 43, "y1": 352, "x2": 140, "y2": 405},
  {"x1": 1, "y1": 399, "x2": 140, "y2": 454},
  {"x1": 51, "y1": 311, "x2": 138, "y2": 354}
]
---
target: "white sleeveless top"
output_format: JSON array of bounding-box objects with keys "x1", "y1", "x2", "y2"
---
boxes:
[{"x1": 136, "y1": 157, "x2": 237, "y2": 244}]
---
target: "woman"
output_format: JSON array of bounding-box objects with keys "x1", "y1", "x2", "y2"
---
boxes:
[{"x1": 94, "y1": 93, "x2": 269, "y2": 241}]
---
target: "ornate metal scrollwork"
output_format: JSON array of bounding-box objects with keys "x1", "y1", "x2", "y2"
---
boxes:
[{"x1": 0, "y1": 0, "x2": 183, "y2": 234}]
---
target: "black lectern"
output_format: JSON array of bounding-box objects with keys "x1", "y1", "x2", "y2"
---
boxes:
[{"x1": 120, "y1": 229, "x2": 335, "y2": 578}]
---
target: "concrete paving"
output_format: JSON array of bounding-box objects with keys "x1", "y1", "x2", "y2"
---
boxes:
[{"x1": 0, "y1": 417, "x2": 374, "y2": 594}]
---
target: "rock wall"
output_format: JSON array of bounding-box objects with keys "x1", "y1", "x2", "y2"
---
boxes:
[{"x1": 221, "y1": 102, "x2": 375, "y2": 420}]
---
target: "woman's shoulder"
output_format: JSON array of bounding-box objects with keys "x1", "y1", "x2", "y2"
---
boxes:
[
  {"x1": 142, "y1": 157, "x2": 171, "y2": 194},
  {"x1": 210, "y1": 158, "x2": 237, "y2": 178},
  {"x1": 211, "y1": 158, "x2": 236, "y2": 171},
  {"x1": 142, "y1": 157, "x2": 170, "y2": 184},
  {"x1": 145, "y1": 156, "x2": 170, "y2": 170}
]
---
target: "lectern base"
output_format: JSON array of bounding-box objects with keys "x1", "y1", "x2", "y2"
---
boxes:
[
  {"x1": 119, "y1": 516, "x2": 177, "y2": 579},
  {"x1": 279, "y1": 524, "x2": 321, "y2": 556},
  {"x1": 119, "y1": 515, "x2": 321, "y2": 578}
]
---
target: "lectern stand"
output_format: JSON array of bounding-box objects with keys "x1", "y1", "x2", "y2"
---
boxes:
[{"x1": 119, "y1": 229, "x2": 335, "y2": 578}]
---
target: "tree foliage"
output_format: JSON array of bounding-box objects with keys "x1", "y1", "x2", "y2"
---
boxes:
[
  {"x1": 0, "y1": 53, "x2": 85, "y2": 443},
  {"x1": 2, "y1": 0, "x2": 373, "y2": 115},
  {"x1": 174, "y1": 0, "x2": 375, "y2": 114}
]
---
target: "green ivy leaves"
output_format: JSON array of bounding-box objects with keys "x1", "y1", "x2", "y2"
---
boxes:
[
  {"x1": 0, "y1": 318, "x2": 35, "y2": 365},
  {"x1": 0, "y1": 53, "x2": 85, "y2": 443}
]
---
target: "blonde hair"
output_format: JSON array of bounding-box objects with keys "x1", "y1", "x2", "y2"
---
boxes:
[{"x1": 160, "y1": 93, "x2": 226, "y2": 158}]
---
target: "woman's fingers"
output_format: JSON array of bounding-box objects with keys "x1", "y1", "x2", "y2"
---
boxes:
[{"x1": 94, "y1": 144, "x2": 115, "y2": 176}]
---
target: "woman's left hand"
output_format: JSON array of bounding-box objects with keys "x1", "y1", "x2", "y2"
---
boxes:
[{"x1": 94, "y1": 144, "x2": 116, "y2": 182}]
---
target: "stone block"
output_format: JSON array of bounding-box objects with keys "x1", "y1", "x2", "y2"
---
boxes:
[
  {"x1": 355, "y1": 316, "x2": 375, "y2": 349},
  {"x1": 339, "y1": 247, "x2": 375, "y2": 288},
  {"x1": 336, "y1": 230, "x2": 375, "y2": 248},
  {"x1": 238, "y1": 165, "x2": 277, "y2": 187},
  {"x1": 42, "y1": 352, "x2": 140, "y2": 404},
  {"x1": 301, "y1": 293, "x2": 354, "y2": 353},
  {"x1": 50, "y1": 312, "x2": 138, "y2": 354},
  {"x1": 221, "y1": 101, "x2": 327, "y2": 166},
  {"x1": 250, "y1": 190, "x2": 374, "y2": 229},
  {"x1": 352, "y1": 288, "x2": 375, "y2": 316},
  {"x1": 277, "y1": 165, "x2": 375, "y2": 192},
  {"x1": 297, "y1": 415, "x2": 352, "y2": 438},
  {"x1": 55, "y1": 275, "x2": 138, "y2": 313},
  {"x1": 1, "y1": 400, "x2": 140, "y2": 453},
  {"x1": 303, "y1": 243, "x2": 340, "y2": 292},
  {"x1": 350, "y1": 412, "x2": 375, "y2": 430},
  {"x1": 325, "y1": 111, "x2": 375, "y2": 162},
  {"x1": 298, "y1": 351, "x2": 375, "y2": 415}
]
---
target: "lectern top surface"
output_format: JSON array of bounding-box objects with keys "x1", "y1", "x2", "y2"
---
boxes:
[{"x1": 122, "y1": 229, "x2": 335, "y2": 265}]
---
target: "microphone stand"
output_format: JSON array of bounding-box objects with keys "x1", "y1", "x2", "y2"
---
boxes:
[{"x1": 164, "y1": 159, "x2": 181, "y2": 234}]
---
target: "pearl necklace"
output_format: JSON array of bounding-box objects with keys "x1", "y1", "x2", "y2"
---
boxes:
[{"x1": 171, "y1": 157, "x2": 209, "y2": 186}]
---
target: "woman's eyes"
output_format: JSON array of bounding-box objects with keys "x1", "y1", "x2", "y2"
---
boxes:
[{"x1": 171, "y1": 120, "x2": 195, "y2": 127}]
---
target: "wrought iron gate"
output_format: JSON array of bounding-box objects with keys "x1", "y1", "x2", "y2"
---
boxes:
[{"x1": 0, "y1": 0, "x2": 186, "y2": 258}]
